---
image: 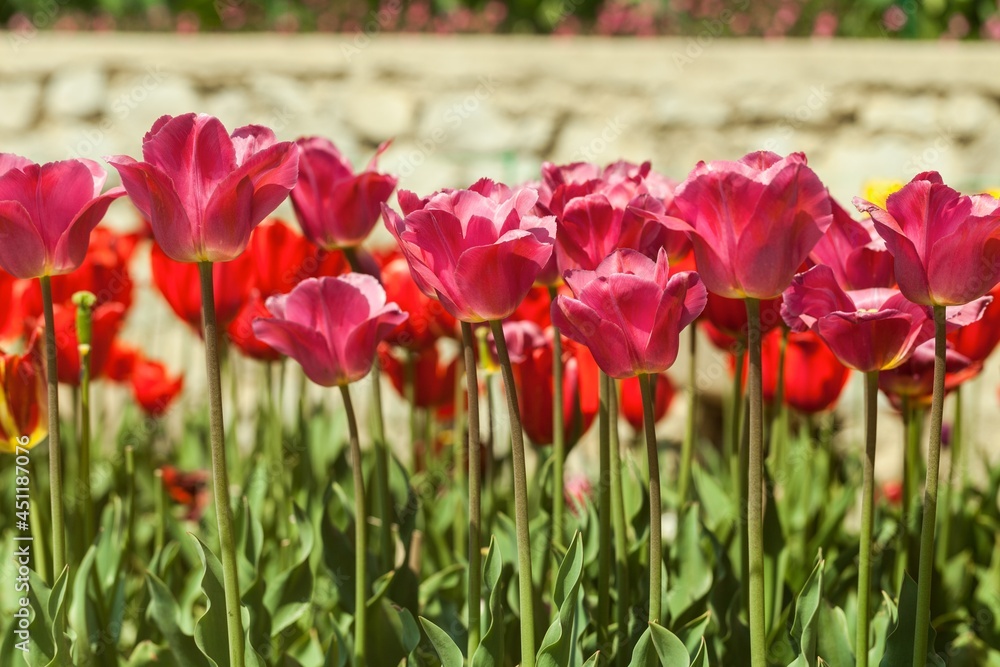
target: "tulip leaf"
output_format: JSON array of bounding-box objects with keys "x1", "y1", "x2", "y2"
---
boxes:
[
  {"x1": 667, "y1": 503, "x2": 713, "y2": 622},
  {"x1": 691, "y1": 638, "x2": 710, "y2": 667},
  {"x1": 419, "y1": 617, "x2": 465, "y2": 667},
  {"x1": 677, "y1": 610, "x2": 712, "y2": 658},
  {"x1": 322, "y1": 623, "x2": 346, "y2": 667},
  {"x1": 627, "y1": 626, "x2": 659, "y2": 667},
  {"x1": 536, "y1": 532, "x2": 584, "y2": 667},
  {"x1": 879, "y1": 574, "x2": 945, "y2": 667},
  {"x1": 68, "y1": 545, "x2": 98, "y2": 665},
  {"x1": 365, "y1": 574, "x2": 421, "y2": 667},
  {"x1": 127, "y1": 641, "x2": 181, "y2": 666},
  {"x1": 788, "y1": 557, "x2": 824, "y2": 663},
  {"x1": 582, "y1": 651, "x2": 601, "y2": 666},
  {"x1": 472, "y1": 536, "x2": 505, "y2": 667},
  {"x1": 263, "y1": 505, "x2": 315, "y2": 636},
  {"x1": 145, "y1": 571, "x2": 212, "y2": 667},
  {"x1": 649, "y1": 622, "x2": 691, "y2": 667}
]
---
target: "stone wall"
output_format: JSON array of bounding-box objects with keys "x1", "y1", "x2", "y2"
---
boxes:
[{"x1": 3, "y1": 33, "x2": 999, "y2": 477}]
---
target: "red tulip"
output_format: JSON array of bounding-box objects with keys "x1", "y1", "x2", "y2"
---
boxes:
[
  {"x1": 131, "y1": 356, "x2": 184, "y2": 417},
  {"x1": 700, "y1": 292, "x2": 783, "y2": 349},
  {"x1": 379, "y1": 343, "x2": 457, "y2": 408},
  {"x1": 105, "y1": 341, "x2": 139, "y2": 382},
  {"x1": 106, "y1": 113, "x2": 299, "y2": 263},
  {"x1": 667, "y1": 151, "x2": 832, "y2": 299},
  {"x1": 252, "y1": 275, "x2": 407, "y2": 387},
  {"x1": 511, "y1": 285, "x2": 558, "y2": 330},
  {"x1": 0, "y1": 333, "x2": 47, "y2": 452},
  {"x1": 782, "y1": 265, "x2": 985, "y2": 372},
  {"x1": 160, "y1": 466, "x2": 210, "y2": 521},
  {"x1": 732, "y1": 329, "x2": 850, "y2": 414},
  {"x1": 0, "y1": 154, "x2": 125, "y2": 279},
  {"x1": 384, "y1": 179, "x2": 555, "y2": 322},
  {"x1": 0, "y1": 269, "x2": 23, "y2": 342},
  {"x1": 291, "y1": 138, "x2": 398, "y2": 249},
  {"x1": 51, "y1": 300, "x2": 126, "y2": 385},
  {"x1": 379, "y1": 254, "x2": 457, "y2": 350},
  {"x1": 809, "y1": 198, "x2": 894, "y2": 290},
  {"x1": 150, "y1": 242, "x2": 254, "y2": 330},
  {"x1": 947, "y1": 283, "x2": 1000, "y2": 366},
  {"x1": 854, "y1": 172, "x2": 1000, "y2": 306},
  {"x1": 513, "y1": 328, "x2": 600, "y2": 447},
  {"x1": 551, "y1": 249, "x2": 706, "y2": 379},
  {"x1": 879, "y1": 340, "x2": 977, "y2": 408},
  {"x1": 620, "y1": 373, "x2": 675, "y2": 432}
]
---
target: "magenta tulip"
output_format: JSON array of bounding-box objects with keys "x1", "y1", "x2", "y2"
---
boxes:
[
  {"x1": 809, "y1": 198, "x2": 895, "y2": 290},
  {"x1": 106, "y1": 113, "x2": 299, "y2": 263},
  {"x1": 291, "y1": 138, "x2": 398, "y2": 250},
  {"x1": 853, "y1": 171, "x2": 1000, "y2": 306},
  {"x1": 383, "y1": 178, "x2": 556, "y2": 322},
  {"x1": 0, "y1": 155, "x2": 125, "y2": 279},
  {"x1": 551, "y1": 248, "x2": 706, "y2": 379},
  {"x1": 253, "y1": 274, "x2": 407, "y2": 387},
  {"x1": 782, "y1": 265, "x2": 987, "y2": 372},
  {"x1": 665, "y1": 151, "x2": 833, "y2": 299}
]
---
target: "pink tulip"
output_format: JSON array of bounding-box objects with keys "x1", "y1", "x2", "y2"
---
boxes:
[
  {"x1": 664, "y1": 151, "x2": 833, "y2": 299},
  {"x1": 551, "y1": 248, "x2": 706, "y2": 379},
  {"x1": 0, "y1": 155, "x2": 125, "y2": 279},
  {"x1": 106, "y1": 113, "x2": 298, "y2": 263},
  {"x1": 809, "y1": 198, "x2": 895, "y2": 290},
  {"x1": 383, "y1": 178, "x2": 556, "y2": 323},
  {"x1": 252, "y1": 274, "x2": 407, "y2": 387},
  {"x1": 782, "y1": 265, "x2": 988, "y2": 372},
  {"x1": 291, "y1": 138, "x2": 398, "y2": 249},
  {"x1": 853, "y1": 171, "x2": 1000, "y2": 306}
]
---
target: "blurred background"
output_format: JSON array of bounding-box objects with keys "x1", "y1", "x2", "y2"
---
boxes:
[{"x1": 2, "y1": 1, "x2": 1000, "y2": 483}]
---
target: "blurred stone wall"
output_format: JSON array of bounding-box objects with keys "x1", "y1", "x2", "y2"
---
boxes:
[{"x1": 3, "y1": 32, "x2": 999, "y2": 480}]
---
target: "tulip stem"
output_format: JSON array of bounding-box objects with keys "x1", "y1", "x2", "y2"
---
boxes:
[
  {"x1": 597, "y1": 371, "x2": 612, "y2": 647},
  {"x1": 938, "y1": 387, "x2": 962, "y2": 568},
  {"x1": 338, "y1": 383, "x2": 368, "y2": 667},
  {"x1": 461, "y1": 323, "x2": 483, "y2": 660},
  {"x1": 679, "y1": 327, "x2": 697, "y2": 505},
  {"x1": 912, "y1": 305, "x2": 947, "y2": 667},
  {"x1": 154, "y1": 468, "x2": 166, "y2": 555},
  {"x1": 548, "y1": 286, "x2": 567, "y2": 550},
  {"x1": 78, "y1": 341, "x2": 94, "y2": 547},
  {"x1": 39, "y1": 276, "x2": 66, "y2": 581},
  {"x1": 608, "y1": 378, "x2": 631, "y2": 664},
  {"x1": 744, "y1": 297, "x2": 766, "y2": 667},
  {"x1": 489, "y1": 319, "x2": 536, "y2": 667},
  {"x1": 197, "y1": 262, "x2": 245, "y2": 667},
  {"x1": 729, "y1": 348, "x2": 745, "y2": 498},
  {"x1": 896, "y1": 397, "x2": 912, "y2": 593},
  {"x1": 638, "y1": 373, "x2": 662, "y2": 624},
  {"x1": 369, "y1": 363, "x2": 395, "y2": 573},
  {"x1": 857, "y1": 370, "x2": 879, "y2": 667}
]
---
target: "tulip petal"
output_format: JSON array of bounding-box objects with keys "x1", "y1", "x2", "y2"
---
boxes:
[
  {"x1": 253, "y1": 317, "x2": 340, "y2": 386},
  {"x1": 816, "y1": 312, "x2": 918, "y2": 372},
  {"x1": 51, "y1": 187, "x2": 126, "y2": 275},
  {"x1": 551, "y1": 296, "x2": 634, "y2": 379},
  {"x1": 454, "y1": 231, "x2": 554, "y2": 321},
  {"x1": 0, "y1": 200, "x2": 47, "y2": 279}
]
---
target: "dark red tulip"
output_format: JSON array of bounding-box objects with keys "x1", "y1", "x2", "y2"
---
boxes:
[
  {"x1": 700, "y1": 291, "x2": 783, "y2": 350},
  {"x1": 0, "y1": 333, "x2": 47, "y2": 452},
  {"x1": 379, "y1": 343, "x2": 457, "y2": 408},
  {"x1": 105, "y1": 341, "x2": 139, "y2": 383},
  {"x1": 0, "y1": 269, "x2": 24, "y2": 342},
  {"x1": 131, "y1": 355, "x2": 184, "y2": 417},
  {"x1": 160, "y1": 465, "x2": 210, "y2": 521},
  {"x1": 948, "y1": 283, "x2": 1000, "y2": 367},
  {"x1": 379, "y1": 254, "x2": 457, "y2": 350},
  {"x1": 879, "y1": 340, "x2": 978, "y2": 409},
  {"x1": 620, "y1": 372, "x2": 675, "y2": 432}
]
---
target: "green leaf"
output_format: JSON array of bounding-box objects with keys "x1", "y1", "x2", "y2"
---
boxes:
[
  {"x1": 69, "y1": 546, "x2": 98, "y2": 665},
  {"x1": 628, "y1": 626, "x2": 659, "y2": 667},
  {"x1": 676, "y1": 610, "x2": 711, "y2": 659},
  {"x1": 263, "y1": 505, "x2": 315, "y2": 636},
  {"x1": 472, "y1": 536, "x2": 505, "y2": 667},
  {"x1": 667, "y1": 504, "x2": 713, "y2": 622},
  {"x1": 690, "y1": 638, "x2": 709, "y2": 667},
  {"x1": 419, "y1": 617, "x2": 465, "y2": 667},
  {"x1": 536, "y1": 532, "x2": 585, "y2": 667},
  {"x1": 879, "y1": 574, "x2": 945, "y2": 667},
  {"x1": 24, "y1": 567, "x2": 70, "y2": 667},
  {"x1": 789, "y1": 557, "x2": 824, "y2": 663},
  {"x1": 127, "y1": 641, "x2": 181, "y2": 666},
  {"x1": 191, "y1": 536, "x2": 231, "y2": 667},
  {"x1": 145, "y1": 572, "x2": 211, "y2": 667},
  {"x1": 649, "y1": 622, "x2": 691, "y2": 667},
  {"x1": 582, "y1": 651, "x2": 602, "y2": 666}
]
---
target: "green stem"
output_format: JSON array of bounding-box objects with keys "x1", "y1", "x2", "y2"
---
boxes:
[
  {"x1": 79, "y1": 345, "x2": 94, "y2": 547},
  {"x1": 197, "y1": 262, "x2": 244, "y2": 667},
  {"x1": 937, "y1": 387, "x2": 962, "y2": 567},
  {"x1": 461, "y1": 322, "x2": 483, "y2": 661},
  {"x1": 738, "y1": 391, "x2": 750, "y2": 622},
  {"x1": 29, "y1": 478, "x2": 50, "y2": 582},
  {"x1": 638, "y1": 373, "x2": 662, "y2": 623},
  {"x1": 489, "y1": 319, "x2": 536, "y2": 667},
  {"x1": 154, "y1": 468, "x2": 166, "y2": 555},
  {"x1": 857, "y1": 371, "x2": 879, "y2": 667},
  {"x1": 608, "y1": 379, "x2": 631, "y2": 665},
  {"x1": 340, "y1": 383, "x2": 368, "y2": 667},
  {"x1": 896, "y1": 397, "x2": 912, "y2": 592},
  {"x1": 729, "y1": 348, "x2": 745, "y2": 499},
  {"x1": 370, "y1": 363, "x2": 395, "y2": 573},
  {"x1": 745, "y1": 297, "x2": 766, "y2": 667},
  {"x1": 40, "y1": 276, "x2": 66, "y2": 580},
  {"x1": 912, "y1": 305, "x2": 947, "y2": 667},
  {"x1": 678, "y1": 328, "x2": 697, "y2": 505},
  {"x1": 549, "y1": 286, "x2": 567, "y2": 550},
  {"x1": 597, "y1": 371, "x2": 612, "y2": 647},
  {"x1": 125, "y1": 445, "x2": 136, "y2": 566}
]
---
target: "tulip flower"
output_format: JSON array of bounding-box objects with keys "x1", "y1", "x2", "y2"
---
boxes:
[
  {"x1": 620, "y1": 373, "x2": 675, "y2": 432},
  {"x1": 106, "y1": 113, "x2": 299, "y2": 263},
  {"x1": 160, "y1": 466, "x2": 210, "y2": 521},
  {"x1": 0, "y1": 155, "x2": 126, "y2": 279},
  {"x1": 552, "y1": 248, "x2": 705, "y2": 626},
  {"x1": 104, "y1": 341, "x2": 139, "y2": 383},
  {"x1": 379, "y1": 343, "x2": 457, "y2": 409},
  {"x1": 291, "y1": 138, "x2": 398, "y2": 250},
  {"x1": 253, "y1": 274, "x2": 405, "y2": 667},
  {"x1": 948, "y1": 283, "x2": 1000, "y2": 368},
  {"x1": 131, "y1": 356, "x2": 184, "y2": 417},
  {"x1": 551, "y1": 249, "x2": 706, "y2": 380},
  {"x1": 0, "y1": 154, "x2": 124, "y2": 579},
  {"x1": 0, "y1": 334, "x2": 46, "y2": 454},
  {"x1": 383, "y1": 178, "x2": 556, "y2": 322},
  {"x1": 150, "y1": 242, "x2": 254, "y2": 331},
  {"x1": 0, "y1": 269, "x2": 23, "y2": 342},
  {"x1": 809, "y1": 198, "x2": 894, "y2": 291},
  {"x1": 700, "y1": 292, "x2": 783, "y2": 349},
  {"x1": 878, "y1": 340, "x2": 976, "y2": 410},
  {"x1": 854, "y1": 172, "x2": 1000, "y2": 306},
  {"x1": 253, "y1": 274, "x2": 407, "y2": 387},
  {"x1": 379, "y1": 254, "x2": 457, "y2": 350}
]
